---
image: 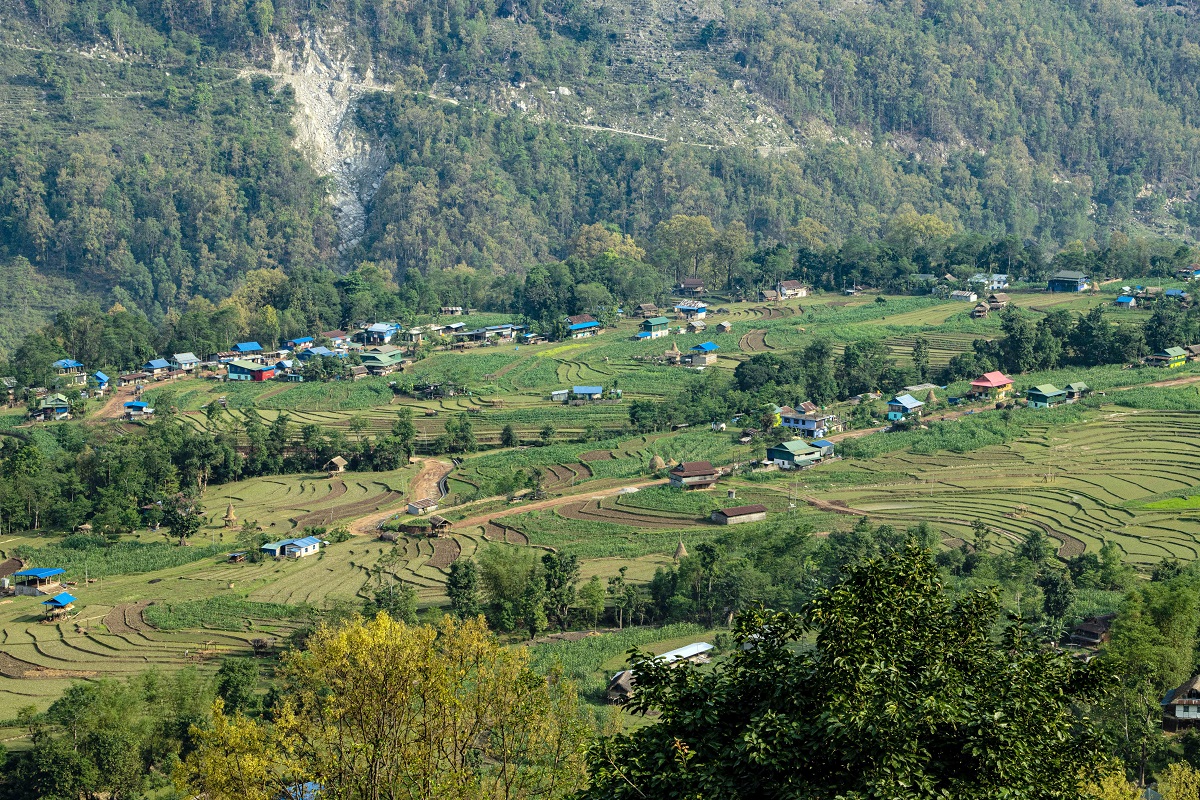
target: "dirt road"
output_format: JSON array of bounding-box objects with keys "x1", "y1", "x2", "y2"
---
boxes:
[
  {"x1": 90, "y1": 385, "x2": 137, "y2": 421},
  {"x1": 346, "y1": 458, "x2": 452, "y2": 536}
]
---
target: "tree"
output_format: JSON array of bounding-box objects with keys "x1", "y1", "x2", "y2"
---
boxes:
[
  {"x1": 446, "y1": 559, "x2": 481, "y2": 619},
  {"x1": 162, "y1": 492, "x2": 203, "y2": 546},
  {"x1": 215, "y1": 658, "x2": 260, "y2": 715},
  {"x1": 578, "y1": 576, "x2": 606, "y2": 627},
  {"x1": 654, "y1": 214, "x2": 716, "y2": 282},
  {"x1": 500, "y1": 424, "x2": 518, "y2": 448},
  {"x1": 183, "y1": 614, "x2": 590, "y2": 800},
  {"x1": 539, "y1": 423, "x2": 555, "y2": 445},
  {"x1": 541, "y1": 552, "x2": 580, "y2": 631},
  {"x1": 583, "y1": 545, "x2": 1110, "y2": 799},
  {"x1": 911, "y1": 336, "x2": 930, "y2": 381},
  {"x1": 1159, "y1": 763, "x2": 1200, "y2": 800},
  {"x1": 391, "y1": 408, "x2": 417, "y2": 462}
]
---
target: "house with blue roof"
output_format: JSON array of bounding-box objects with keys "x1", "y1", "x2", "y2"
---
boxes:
[
  {"x1": 1165, "y1": 288, "x2": 1188, "y2": 300},
  {"x1": 123, "y1": 400, "x2": 154, "y2": 419},
  {"x1": 364, "y1": 323, "x2": 400, "y2": 345},
  {"x1": 13, "y1": 567, "x2": 65, "y2": 596},
  {"x1": 566, "y1": 314, "x2": 602, "y2": 339},
  {"x1": 233, "y1": 341, "x2": 263, "y2": 354},
  {"x1": 285, "y1": 336, "x2": 314, "y2": 350},
  {"x1": 261, "y1": 536, "x2": 322, "y2": 558},
  {"x1": 674, "y1": 302, "x2": 707, "y2": 320},
  {"x1": 1115, "y1": 295, "x2": 1137, "y2": 309},
  {"x1": 687, "y1": 341, "x2": 719, "y2": 366},
  {"x1": 53, "y1": 358, "x2": 87, "y2": 386},
  {"x1": 573, "y1": 385, "x2": 604, "y2": 400},
  {"x1": 142, "y1": 358, "x2": 171, "y2": 376},
  {"x1": 42, "y1": 592, "x2": 77, "y2": 617},
  {"x1": 887, "y1": 394, "x2": 925, "y2": 422},
  {"x1": 93, "y1": 371, "x2": 110, "y2": 391},
  {"x1": 297, "y1": 346, "x2": 340, "y2": 361}
]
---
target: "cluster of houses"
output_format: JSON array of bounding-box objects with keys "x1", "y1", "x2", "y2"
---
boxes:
[
  {"x1": 971, "y1": 292, "x2": 1010, "y2": 318},
  {"x1": 670, "y1": 277, "x2": 810, "y2": 304},
  {"x1": 1116, "y1": 286, "x2": 1190, "y2": 309},
  {"x1": 550, "y1": 386, "x2": 621, "y2": 404}
]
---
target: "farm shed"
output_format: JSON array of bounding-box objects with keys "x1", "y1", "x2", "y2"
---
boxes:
[
  {"x1": 759, "y1": 289, "x2": 780, "y2": 301},
  {"x1": 1047, "y1": 270, "x2": 1088, "y2": 292},
  {"x1": 1115, "y1": 295, "x2": 1137, "y2": 309},
  {"x1": 551, "y1": 389, "x2": 569, "y2": 403},
  {"x1": 676, "y1": 277, "x2": 705, "y2": 297},
  {"x1": 669, "y1": 461, "x2": 718, "y2": 489},
  {"x1": 13, "y1": 567, "x2": 65, "y2": 596},
  {"x1": 887, "y1": 394, "x2": 924, "y2": 421},
  {"x1": 970, "y1": 371, "x2": 1014, "y2": 400},
  {"x1": 573, "y1": 385, "x2": 604, "y2": 401},
  {"x1": 949, "y1": 290, "x2": 977, "y2": 302},
  {"x1": 607, "y1": 642, "x2": 715, "y2": 704},
  {"x1": 42, "y1": 592, "x2": 77, "y2": 618},
  {"x1": 1026, "y1": 385, "x2": 1066, "y2": 408},
  {"x1": 687, "y1": 320, "x2": 707, "y2": 334},
  {"x1": 987, "y1": 292, "x2": 1010, "y2": 309},
  {"x1": 717, "y1": 321, "x2": 733, "y2": 333},
  {"x1": 971, "y1": 303, "x2": 989, "y2": 319},
  {"x1": 766, "y1": 440, "x2": 823, "y2": 469},
  {"x1": 1163, "y1": 675, "x2": 1200, "y2": 732},
  {"x1": 1147, "y1": 347, "x2": 1187, "y2": 368},
  {"x1": 428, "y1": 515, "x2": 451, "y2": 534},
  {"x1": 810, "y1": 439, "x2": 836, "y2": 458},
  {"x1": 408, "y1": 498, "x2": 440, "y2": 515},
  {"x1": 1065, "y1": 382, "x2": 1090, "y2": 400},
  {"x1": 633, "y1": 303, "x2": 658, "y2": 317},
  {"x1": 325, "y1": 456, "x2": 348, "y2": 475},
  {"x1": 712, "y1": 504, "x2": 768, "y2": 525},
  {"x1": 440, "y1": 306, "x2": 464, "y2": 315}
]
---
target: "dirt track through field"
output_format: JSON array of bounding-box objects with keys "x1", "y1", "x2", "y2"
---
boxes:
[
  {"x1": 344, "y1": 459, "x2": 453, "y2": 536},
  {"x1": 90, "y1": 386, "x2": 138, "y2": 421},
  {"x1": 738, "y1": 329, "x2": 770, "y2": 352}
]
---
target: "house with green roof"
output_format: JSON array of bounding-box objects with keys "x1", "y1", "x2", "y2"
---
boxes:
[
  {"x1": 766, "y1": 439, "x2": 823, "y2": 469},
  {"x1": 1026, "y1": 384, "x2": 1067, "y2": 408},
  {"x1": 1147, "y1": 347, "x2": 1187, "y2": 368},
  {"x1": 638, "y1": 316, "x2": 670, "y2": 340}
]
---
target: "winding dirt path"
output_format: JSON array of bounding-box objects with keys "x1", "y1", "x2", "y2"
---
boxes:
[
  {"x1": 345, "y1": 459, "x2": 453, "y2": 536},
  {"x1": 90, "y1": 385, "x2": 137, "y2": 422}
]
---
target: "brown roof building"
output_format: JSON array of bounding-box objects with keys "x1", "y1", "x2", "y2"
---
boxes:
[
  {"x1": 711, "y1": 504, "x2": 768, "y2": 525},
  {"x1": 669, "y1": 461, "x2": 718, "y2": 489}
]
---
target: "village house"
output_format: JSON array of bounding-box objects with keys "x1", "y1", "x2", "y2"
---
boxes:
[
  {"x1": 633, "y1": 303, "x2": 659, "y2": 318},
  {"x1": 401, "y1": 328, "x2": 425, "y2": 346},
  {"x1": 53, "y1": 359, "x2": 87, "y2": 386},
  {"x1": 117, "y1": 372, "x2": 148, "y2": 387},
  {"x1": 123, "y1": 400, "x2": 154, "y2": 420},
  {"x1": 12, "y1": 567, "x2": 65, "y2": 596},
  {"x1": 227, "y1": 359, "x2": 275, "y2": 381},
  {"x1": 1187, "y1": 345, "x2": 1200, "y2": 363},
  {"x1": 442, "y1": 321, "x2": 468, "y2": 337},
  {"x1": 687, "y1": 319, "x2": 707, "y2": 334},
  {"x1": 970, "y1": 371, "x2": 1014, "y2": 401},
  {"x1": 607, "y1": 642, "x2": 715, "y2": 703},
  {"x1": 297, "y1": 346, "x2": 341, "y2": 361},
  {"x1": 261, "y1": 536, "x2": 322, "y2": 558},
  {"x1": 887, "y1": 394, "x2": 925, "y2": 422},
  {"x1": 949, "y1": 290, "x2": 978, "y2": 303},
  {"x1": 36, "y1": 393, "x2": 71, "y2": 421},
  {"x1": 766, "y1": 439, "x2": 823, "y2": 469},
  {"x1": 759, "y1": 288, "x2": 780, "y2": 302},
  {"x1": 349, "y1": 365, "x2": 368, "y2": 380},
  {"x1": 810, "y1": 439, "x2": 836, "y2": 458},
  {"x1": 440, "y1": 306, "x2": 464, "y2": 316},
  {"x1": 777, "y1": 280, "x2": 808, "y2": 299},
  {"x1": 325, "y1": 456, "x2": 348, "y2": 476},
  {"x1": 777, "y1": 406, "x2": 841, "y2": 438},
  {"x1": 717, "y1": 321, "x2": 733, "y2": 334},
  {"x1": 320, "y1": 330, "x2": 350, "y2": 348},
  {"x1": 972, "y1": 303, "x2": 990, "y2": 319},
  {"x1": 1163, "y1": 675, "x2": 1200, "y2": 732},
  {"x1": 285, "y1": 337, "x2": 314, "y2": 351},
  {"x1": 171, "y1": 352, "x2": 201, "y2": 371},
  {"x1": 970, "y1": 274, "x2": 1010, "y2": 291},
  {"x1": 1166, "y1": 288, "x2": 1189, "y2": 301},
  {"x1": 1026, "y1": 384, "x2": 1067, "y2": 408},
  {"x1": 1115, "y1": 295, "x2": 1137, "y2": 309},
  {"x1": 712, "y1": 504, "x2": 768, "y2": 525},
  {"x1": 407, "y1": 498, "x2": 439, "y2": 516},
  {"x1": 233, "y1": 341, "x2": 264, "y2": 356},
  {"x1": 2, "y1": 376, "x2": 16, "y2": 406},
  {"x1": 364, "y1": 323, "x2": 400, "y2": 345},
  {"x1": 674, "y1": 302, "x2": 707, "y2": 320},
  {"x1": 1065, "y1": 382, "x2": 1090, "y2": 401},
  {"x1": 566, "y1": 314, "x2": 602, "y2": 339},
  {"x1": 550, "y1": 389, "x2": 569, "y2": 403},
  {"x1": 142, "y1": 358, "x2": 171, "y2": 377},
  {"x1": 92, "y1": 372, "x2": 109, "y2": 395},
  {"x1": 360, "y1": 347, "x2": 405, "y2": 376},
  {"x1": 1066, "y1": 614, "x2": 1115, "y2": 648},
  {"x1": 687, "y1": 342, "x2": 719, "y2": 366},
  {"x1": 987, "y1": 292, "x2": 1010, "y2": 309},
  {"x1": 1147, "y1": 347, "x2": 1188, "y2": 368},
  {"x1": 669, "y1": 461, "x2": 719, "y2": 489},
  {"x1": 638, "y1": 316, "x2": 670, "y2": 340},
  {"x1": 1047, "y1": 270, "x2": 1089, "y2": 292},
  {"x1": 676, "y1": 277, "x2": 705, "y2": 297}
]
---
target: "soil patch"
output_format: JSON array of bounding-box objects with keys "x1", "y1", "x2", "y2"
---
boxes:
[
  {"x1": 580, "y1": 450, "x2": 616, "y2": 462},
  {"x1": 428, "y1": 537, "x2": 461, "y2": 569},
  {"x1": 0, "y1": 650, "x2": 96, "y2": 679}
]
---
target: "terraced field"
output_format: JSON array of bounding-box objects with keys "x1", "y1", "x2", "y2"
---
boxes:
[{"x1": 819, "y1": 408, "x2": 1200, "y2": 567}]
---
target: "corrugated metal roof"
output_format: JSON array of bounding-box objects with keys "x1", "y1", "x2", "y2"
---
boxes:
[
  {"x1": 145, "y1": 359, "x2": 171, "y2": 370},
  {"x1": 657, "y1": 642, "x2": 714, "y2": 663},
  {"x1": 53, "y1": 359, "x2": 84, "y2": 369},
  {"x1": 15, "y1": 567, "x2": 65, "y2": 579},
  {"x1": 234, "y1": 341, "x2": 263, "y2": 351},
  {"x1": 42, "y1": 592, "x2": 76, "y2": 607},
  {"x1": 288, "y1": 537, "x2": 322, "y2": 548},
  {"x1": 890, "y1": 394, "x2": 924, "y2": 409},
  {"x1": 573, "y1": 386, "x2": 603, "y2": 394},
  {"x1": 691, "y1": 342, "x2": 718, "y2": 352}
]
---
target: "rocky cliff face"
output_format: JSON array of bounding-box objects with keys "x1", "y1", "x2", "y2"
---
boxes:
[{"x1": 255, "y1": 25, "x2": 391, "y2": 255}]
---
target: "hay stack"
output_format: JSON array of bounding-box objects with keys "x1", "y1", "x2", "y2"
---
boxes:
[{"x1": 649, "y1": 454, "x2": 667, "y2": 471}]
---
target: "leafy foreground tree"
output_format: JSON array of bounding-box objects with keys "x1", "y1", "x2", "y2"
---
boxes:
[
  {"x1": 180, "y1": 613, "x2": 593, "y2": 800},
  {"x1": 584, "y1": 545, "x2": 1111, "y2": 800}
]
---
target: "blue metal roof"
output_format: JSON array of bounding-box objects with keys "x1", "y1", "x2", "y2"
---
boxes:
[
  {"x1": 261, "y1": 539, "x2": 291, "y2": 551},
  {"x1": 1166, "y1": 288, "x2": 1186, "y2": 297},
  {"x1": 287, "y1": 336, "x2": 314, "y2": 345},
  {"x1": 568, "y1": 321, "x2": 600, "y2": 331},
  {"x1": 573, "y1": 385, "x2": 603, "y2": 394},
  {"x1": 674, "y1": 303, "x2": 707, "y2": 310},
  {"x1": 144, "y1": 358, "x2": 171, "y2": 370},
  {"x1": 15, "y1": 567, "x2": 65, "y2": 579},
  {"x1": 890, "y1": 394, "x2": 924, "y2": 409},
  {"x1": 812, "y1": 439, "x2": 835, "y2": 448},
  {"x1": 42, "y1": 592, "x2": 77, "y2": 607},
  {"x1": 94, "y1": 371, "x2": 109, "y2": 382},
  {"x1": 288, "y1": 536, "x2": 322, "y2": 548},
  {"x1": 1116, "y1": 295, "x2": 1135, "y2": 303},
  {"x1": 234, "y1": 342, "x2": 263, "y2": 352},
  {"x1": 691, "y1": 342, "x2": 718, "y2": 352},
  {"x1": 53, "y1": 359, "x2": 83, "y2": 369},
  {"x1": 124, "y1": 401, "x2": 149, "y2": 408}
]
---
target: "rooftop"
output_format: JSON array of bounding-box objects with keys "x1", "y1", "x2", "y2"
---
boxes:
[
  {"x1": 717, "y1": 504, "x2": 768, "y2": 517},
  {"x1": 15, "y1": 567, "x2": 65, "y2": 579},
  {"x1": 971, "y1": 371, "x2": 1013, "y2": 388},
  {"x1": 672, "y1": 460, "x2": 716, "y2": 476},
  {"x1": 573, "y1": 385, "x2": 603, "y2": 394},
  {"x1": 890, "y1": 394, "x2": 924, "y2": 409}
]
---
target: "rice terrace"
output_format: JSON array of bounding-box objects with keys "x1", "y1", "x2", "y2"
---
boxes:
[{"x1": 5, "y1": 276, "x2": 1200, "y2": 746}]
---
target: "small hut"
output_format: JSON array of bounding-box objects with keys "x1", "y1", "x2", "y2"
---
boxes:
[
  {"x1": 42, "y1": 592, "x2": 76, "y2": 620},
  {"x1": 223, "y1": 503, "x2": 238, "y2": 528},
  {"x1": 325, "y1": 456, "x2": 348, "y2": 476}
]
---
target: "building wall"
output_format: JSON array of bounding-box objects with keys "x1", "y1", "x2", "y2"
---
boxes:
[{"x1": 713, "y1": 511, "x2": 767, "y2": 525}]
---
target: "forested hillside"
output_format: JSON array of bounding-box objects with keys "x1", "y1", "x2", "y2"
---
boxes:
[{"x1": 2, "y1": 0, "x2": 1200, "y2": 352}]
